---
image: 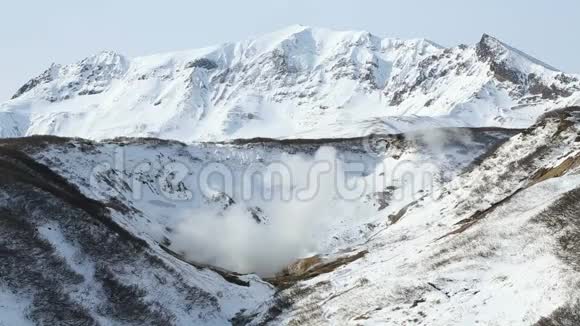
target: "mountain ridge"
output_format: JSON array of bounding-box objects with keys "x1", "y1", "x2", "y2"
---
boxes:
[{"x1": 1, "y1": 26, "x2": 579, "y2": 142}]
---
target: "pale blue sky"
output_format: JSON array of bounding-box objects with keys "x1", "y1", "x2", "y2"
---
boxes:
[{"x1": 1, "y1": 0, "x2": 578, "y2": 100}]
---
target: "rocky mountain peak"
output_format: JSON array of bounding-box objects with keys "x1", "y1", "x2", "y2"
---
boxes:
[
  {"x1": 79, "y1": 50, "x2": 128, "y2": 68},
  {"x1": 477, "y1": 33, "x2": 559, "y2": 72},
  {"x1": 10, "y1": 50, "x2": 129, "y2": 102},
  {"x1": 11, "y1": 63, "x2": 61, "y2": 100}
]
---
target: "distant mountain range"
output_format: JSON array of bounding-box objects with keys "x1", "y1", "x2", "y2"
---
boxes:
[{"x1": 2, "y1": 25, "x2": 579, "y2": 141}]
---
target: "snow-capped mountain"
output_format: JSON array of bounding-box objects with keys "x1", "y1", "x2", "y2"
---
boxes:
[
  {"x1": 1, "y1": 25, "x2": 579, "y2": 141},
  {"x1": 4, "y1": 25, "x2": 580, "y2": 326}
]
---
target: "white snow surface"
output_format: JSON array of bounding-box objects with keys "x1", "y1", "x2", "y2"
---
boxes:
[
  {"x1": 0, "y1": 288, "x2": 34, "y2": 326},
  {"x1": 3, "y1": 25, "x2": 580, "y2": 326},
  {"x1": 27, "y1": 128, "x2": 502, "y2": 276},
  {"x1": 1, "y1": 25, "x2": 579, "y2": 141},
  {"x1": 237, "y1": 108, "x2": 580, "y2": 325},
  {"x1": 4, "y1": 111, "x2": 580, "y2": 324}
]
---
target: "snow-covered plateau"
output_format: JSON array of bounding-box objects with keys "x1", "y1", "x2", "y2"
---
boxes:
[{"x1": 1, "y1": 26, "x2": 580, "y2": 325}]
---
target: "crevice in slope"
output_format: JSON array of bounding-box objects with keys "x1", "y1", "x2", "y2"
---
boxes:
[
  {"x1": 437, "y1": 187, "x2": 525, "y2": 240},
  {"x1": 265, "y1": 250, "x2": 368, "y2": 290},
  {"x1": 159, "y1": 244, "x2": 251, "y2": 287}
]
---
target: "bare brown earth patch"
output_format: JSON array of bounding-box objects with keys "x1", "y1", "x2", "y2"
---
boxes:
[
  {"x1": 530, "y1": 154, "x2": 580, "y2": 185},
  {"x1": 266, "y1": 250, "x2": 368, "y2": 289}
]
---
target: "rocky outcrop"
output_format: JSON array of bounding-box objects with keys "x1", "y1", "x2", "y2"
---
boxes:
[{"x1": 11, "y1": 51, "x2": 128, "y2": 102}]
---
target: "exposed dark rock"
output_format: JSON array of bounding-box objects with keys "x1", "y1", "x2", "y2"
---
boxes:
[
  {"x1": 476, "y1": 34, "x2": 502, "y2": 62},
  {"x1": 528, "y1": 73, "x2": 573, "y2": 99},
  {"x1": 206, "y1": 191, "x2": 236, "y2": 210},
  {"x1": 186, "y1": 58, "x2": 218, "y2": 70},
  {"x1": 367, "y1": 189, "x2": 394, "y2": 211},
  {"x1": 11, "y1": 65, "x2": 58, "y2": 99},
  {"x1": 77, "y1": 88, "x2": 104, "y2": 96},
  {"x1": 388, "y1": 199, "x2": 418, "y2": 224},
  {"x1": 476, "y1": 34, "x2": 524, "y2": 84},
  {"x1": 248, "y1": 206, "x2": 266, "y2": 223}
]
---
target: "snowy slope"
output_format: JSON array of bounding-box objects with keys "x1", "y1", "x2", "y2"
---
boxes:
[
  {"x1": 235, "y1": 107, "x2": 580, "y2": 325},
  {"x1": 0, "y1": 143, "x2": 273, "y2": 326},
  {"x1": 1, "y1": 26, "x2": 578, "y2": 141},
  {"x1": 0, "y1": 126, "x2": 514, "y2": 325},
  {"x1": 10, "y1": 128, "x2": 507, "y2": 274},
  {"x1": 3, "y1": 107, "x2": 580, "y2": 324}
]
